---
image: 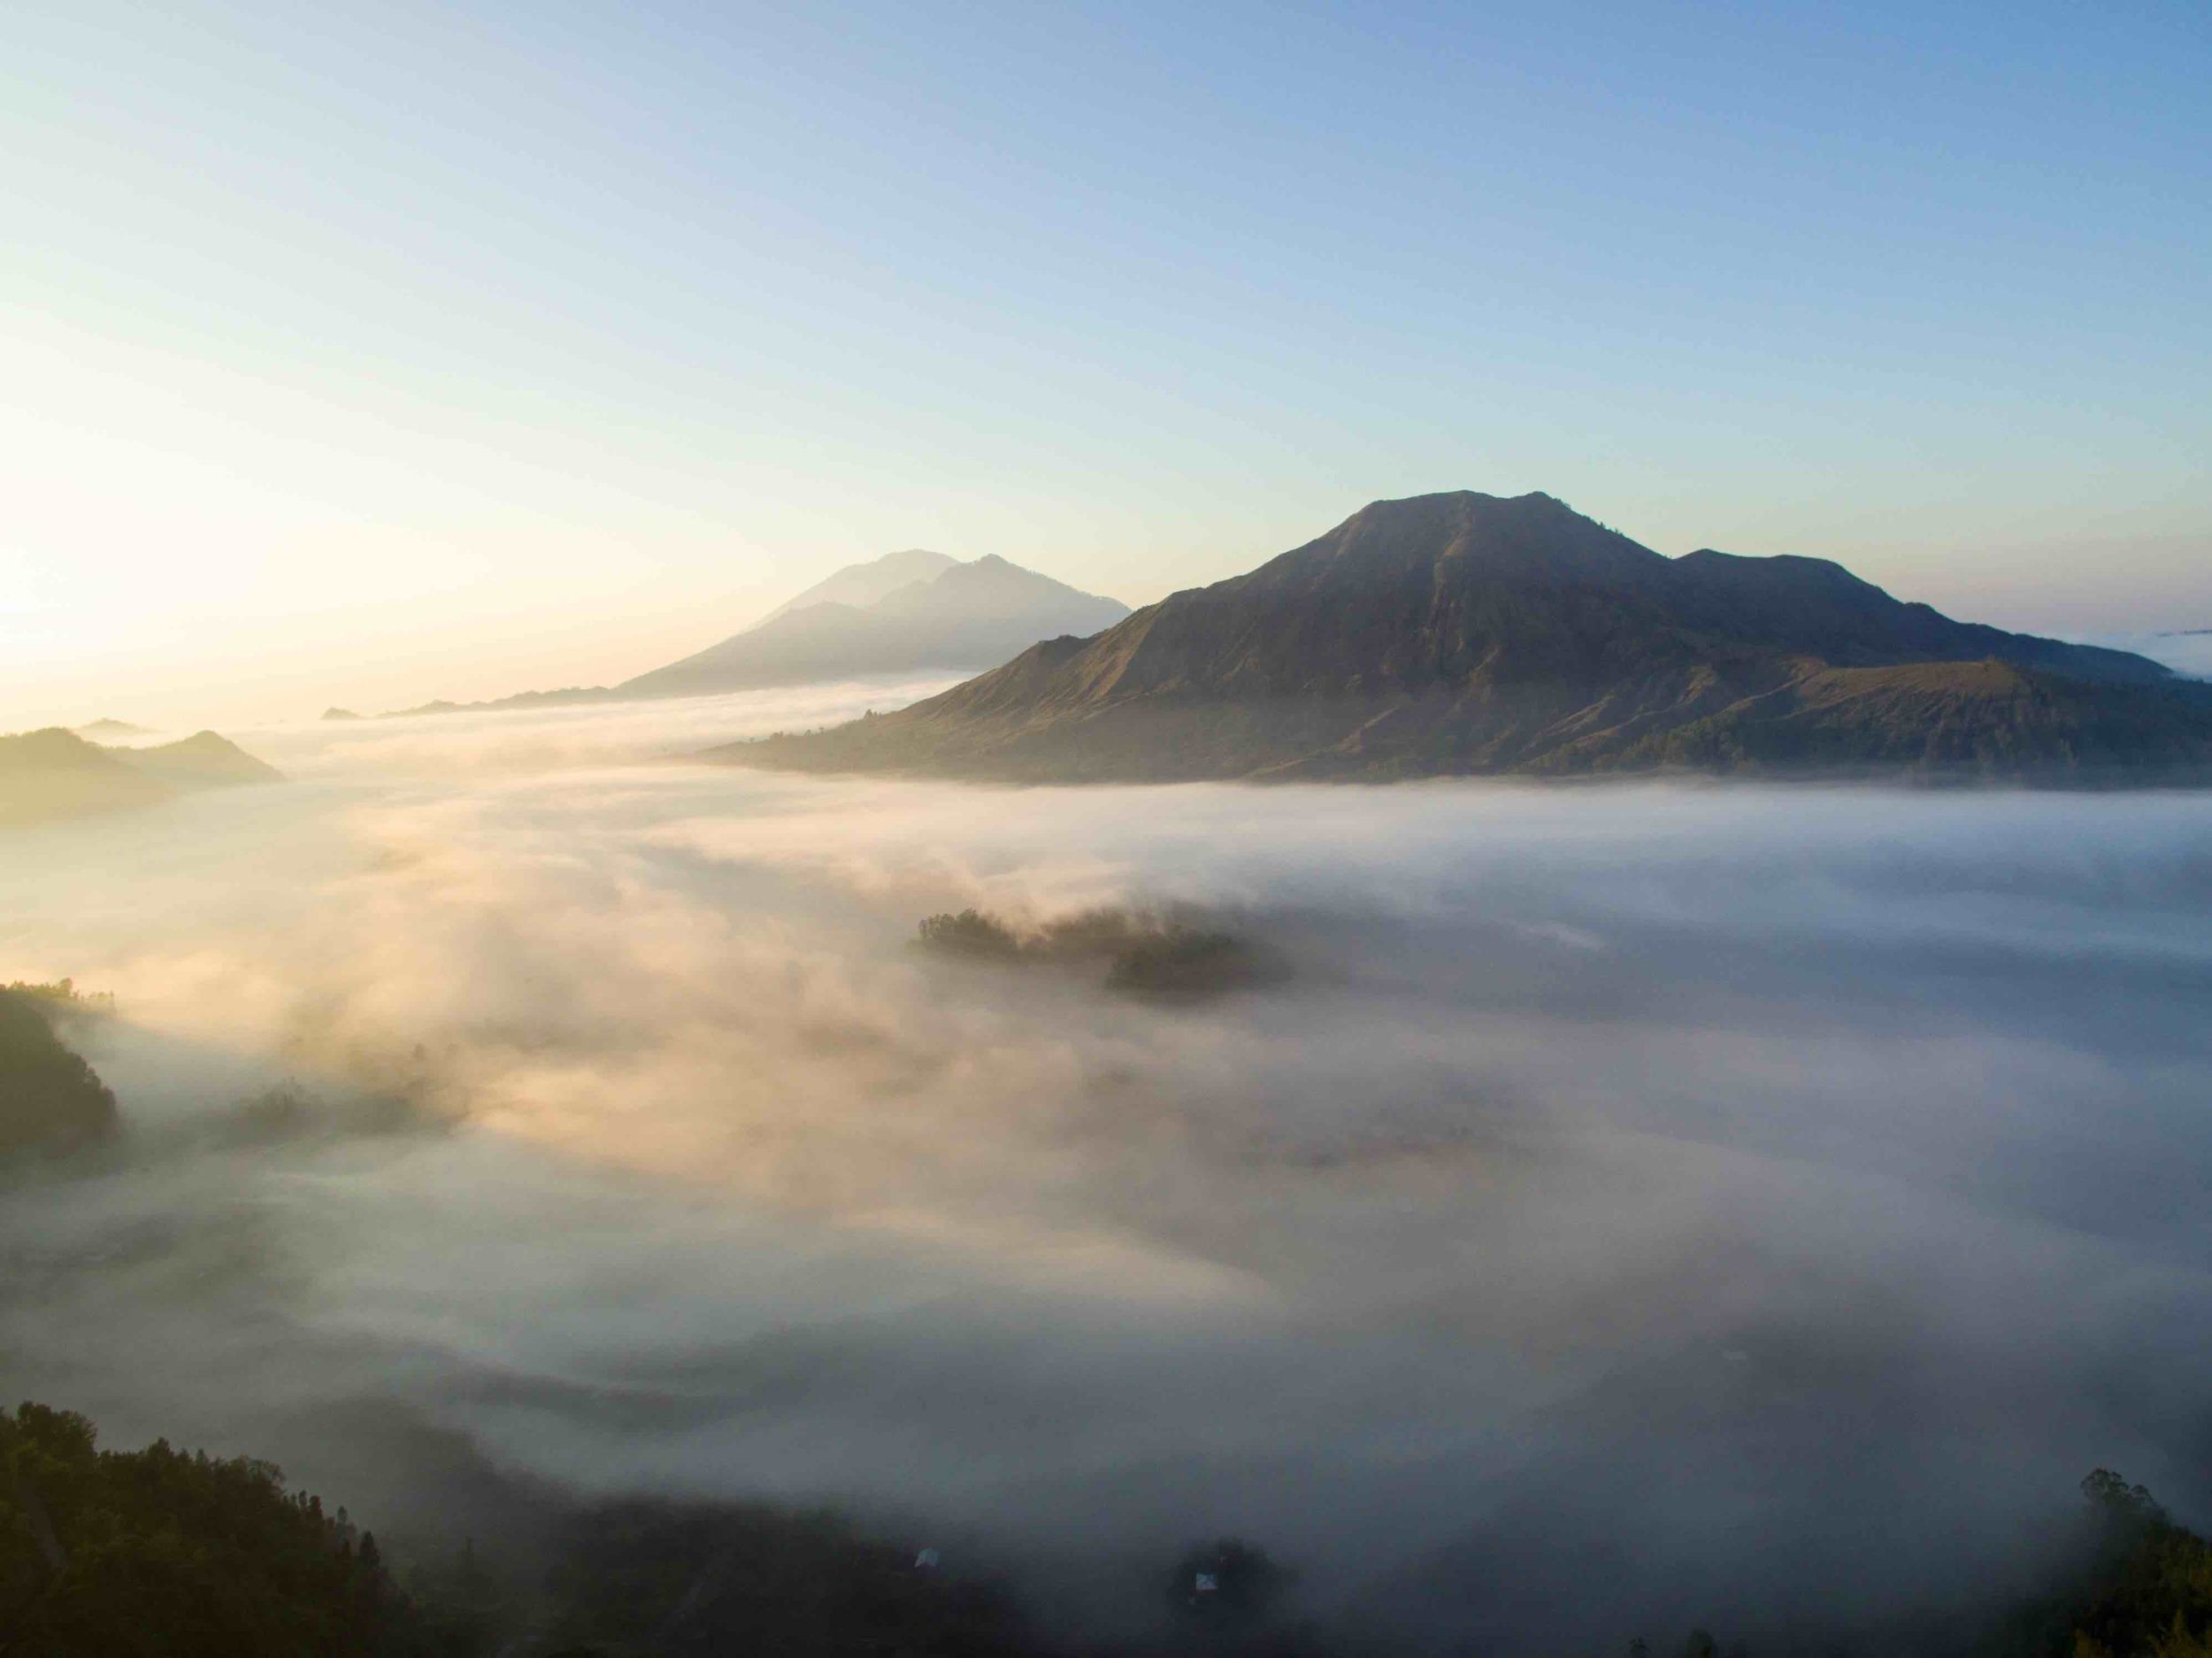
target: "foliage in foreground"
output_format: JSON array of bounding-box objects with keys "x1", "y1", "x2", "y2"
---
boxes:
[
  {"x1": 2058, "y1": 1471, "x2": 2212, "y2": 1658},
  {"x1": 7, "y1": 1423, "x2": 2212, "y2": 1657},
  {"x1": 0, "y1": 1401, "x2": 420, "y2": 1657},
  {"x1": 0, "y1": 986, "x2": 119, "y2": 1157}
]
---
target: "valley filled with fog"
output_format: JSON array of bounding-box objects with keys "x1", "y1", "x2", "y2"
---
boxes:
[{"x1": 6, "y1": 687, "x2": 2211, "y2": 1652}]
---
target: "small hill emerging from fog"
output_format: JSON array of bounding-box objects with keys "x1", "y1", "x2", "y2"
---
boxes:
[
  {"x1": 721, "y1": 491, "x2": 2212, "y2": 785},
  {"x1": 378, "y1": 549, "x2": 1127, "y2": 715},
  {"x1": 0, "y1": 727, "x2": 281, "y2": 827}
]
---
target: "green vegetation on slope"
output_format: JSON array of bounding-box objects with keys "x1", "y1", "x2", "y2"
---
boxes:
[
  {"x1": 2046, "y1": 1472, "x2": 2212, "y2": 1658},
  {"x1": 0, "y1": 1402, "x2": 424, "y2": 1658},
  {"x1": 6, "y1": 1398, "x2": 2212, "y2": 1657},
  {"x1": 0, "y1": 985, "x2": 119, "y2": 1157}
]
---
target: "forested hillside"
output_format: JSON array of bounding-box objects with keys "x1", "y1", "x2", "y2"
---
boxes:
[
  {"x1": 0, "y1": 984, "x2": 119, "y2": 1157},
  {"x1": 7, "y1": 1398, "x2": 2210, "y2": 1658}
]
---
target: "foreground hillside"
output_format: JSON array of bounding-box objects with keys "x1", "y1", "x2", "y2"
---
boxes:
[
  {"x1": 721, "y1": 492, "x2": 2212, "y2": 784},
  {"x1": 7, "y1": 1399, "x2": 2210, "y2": 1658}
]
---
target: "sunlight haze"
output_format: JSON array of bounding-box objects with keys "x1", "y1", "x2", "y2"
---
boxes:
[
  {"x1": 5, "y1": 1, "x2": 2207, "y2": 727},
  {"x1": 7, "y1": 13, "x2": 2212, "y2": 1654}
]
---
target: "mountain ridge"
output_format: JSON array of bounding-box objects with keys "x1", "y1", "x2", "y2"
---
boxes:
[
  {"x1": 745, "y1": 547, "x2": 958, "y2": 631},
  {"x1": 0, "y1": 728, "x2": 283, "y2": 828},
  {"x1": 716, "y1": 491, "x2": 2210, "y2": 786},
  {"x1": 613, "y1": 551, "x2": 1127, "y2": 699},
  {"x1": 375, "y1": 550, "x2": 1128, "y2": 716}
]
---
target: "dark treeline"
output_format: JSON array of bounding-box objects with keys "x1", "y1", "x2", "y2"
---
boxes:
[
  {"x1": 5, "y1": 1400, "x2": 2212, "y2": 1658},
  {"x1": 915, "y1": 905, "x2": 1272, "y2": 999}
]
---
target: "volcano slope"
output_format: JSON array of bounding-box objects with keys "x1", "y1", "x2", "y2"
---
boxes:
[{"x1": 716, "y1": 491, "x2": 2212, "y2": 785}]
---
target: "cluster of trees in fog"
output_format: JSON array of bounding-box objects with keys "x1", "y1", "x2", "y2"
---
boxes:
[
  {"x1": 0, "y1": 1401, "x2": 413, "y2": 1657},
  {"x1": 915, "y1": 906, "x2": 1270, "y2": 999}
]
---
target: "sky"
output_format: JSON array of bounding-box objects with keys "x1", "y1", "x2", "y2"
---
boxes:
[{"x1": 4, "y1": 0, "x2": 2208, "y2": 728}]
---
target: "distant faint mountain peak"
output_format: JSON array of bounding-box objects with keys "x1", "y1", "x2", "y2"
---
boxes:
[
  {"x1": 367, "y1": 547, "x2": 1130, "y2": 717},
  {"x1": 748, "y1": 547, "x2": 961, "y2": 631},
  {"x1": 609, "y1": 550, "x2": 1130, "y2": 701}
]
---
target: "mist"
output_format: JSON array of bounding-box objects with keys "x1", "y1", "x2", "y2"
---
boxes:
[{"x1": 5, "y1": 692, "x2": 2211, "y2": 1652}]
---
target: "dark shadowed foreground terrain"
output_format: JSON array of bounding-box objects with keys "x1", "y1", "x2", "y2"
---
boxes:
[
  {"x1": 9, "y1": 1393, "x2": 2211, "y2": 1657},
  {"x1": 3, "y1": 702, "x2": 2210, "y2": 1654}
]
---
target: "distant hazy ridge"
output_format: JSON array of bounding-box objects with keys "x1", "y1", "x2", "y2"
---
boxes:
[
  {"x1": 383, "y1": 550, "x2": 1129, "y2": 715},
  {"x1": 0, "y1": 728, "x2": 281, "y2": 828}
]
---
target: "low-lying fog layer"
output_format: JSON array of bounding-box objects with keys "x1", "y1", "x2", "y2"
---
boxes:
[{"x1": 4, "y1": 690, "x2": 2211, "y2": 1651}]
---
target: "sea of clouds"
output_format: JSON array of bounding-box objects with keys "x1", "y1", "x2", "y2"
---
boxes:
[{"x1": 4, "y1": 687, "x2": 2210, "y2": 1651}]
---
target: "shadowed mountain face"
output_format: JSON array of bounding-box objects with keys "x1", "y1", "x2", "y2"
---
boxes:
[
  {"x1": 0, "y1": 728, "x2": 282, "y2": 827},
  {"x1": 722, "y1": 491, "x2": 2211, "y2": 785}
]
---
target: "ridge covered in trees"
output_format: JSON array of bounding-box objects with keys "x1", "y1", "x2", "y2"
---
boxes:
[
  {"x1": 0, "y1": 1401, "x2": 418, "y2": 1657},
  {"x1": 0, "y1": 984, "x2": 119, "y2": 1158},
  {"x1": 5, "y1": 1401, "x2": 2211, "y2": 1657}
]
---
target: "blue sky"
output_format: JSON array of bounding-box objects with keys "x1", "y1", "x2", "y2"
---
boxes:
[{"x1": 4, "y1": 0, "x2": 2207, "y2": 724}]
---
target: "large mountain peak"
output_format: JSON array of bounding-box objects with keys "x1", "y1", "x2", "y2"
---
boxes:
[
  {"x1": 1262, "y1": 489, "x2": 1667, "y2": 595},
  {"x1": 721, "y1": 489, "x2": 2201, "y2": 784}
]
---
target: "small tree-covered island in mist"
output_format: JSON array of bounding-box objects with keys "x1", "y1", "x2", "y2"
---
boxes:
[
  {"x1": 8, "y1": 1, "x2": 2212, "y2": 1654},
  {"x1": 916, "y1": 906, "x2": 1273, "y2": 999}
]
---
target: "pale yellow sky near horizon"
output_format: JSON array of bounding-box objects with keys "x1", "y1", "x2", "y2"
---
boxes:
[
  {"x1": 6, "y1": 502, "x2": 2204, "y2": 735},
  {"x1": 7, "y1": 2, "x2": 2208, "y2": 735}
]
